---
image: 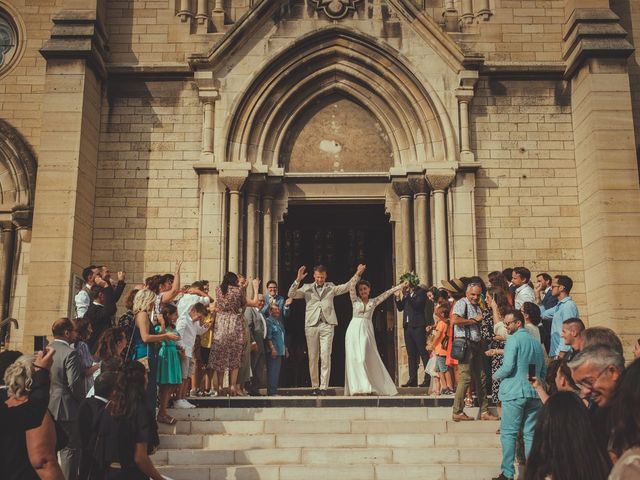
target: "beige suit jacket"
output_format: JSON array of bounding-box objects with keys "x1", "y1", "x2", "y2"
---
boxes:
[{"x1": 288, "y1": 274, "x2": 357, "y2": 327}]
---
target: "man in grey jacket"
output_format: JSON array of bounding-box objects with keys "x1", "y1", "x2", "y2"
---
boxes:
[
  {"x1": 49, "y1": 317, "x2": 84, "y2": 480},
  {"x1": 244, "y1": 295, "x2": 268, "y2": 395},
  {"x1": 288, "y1": 265, "x2": 355, "y2": 395}
]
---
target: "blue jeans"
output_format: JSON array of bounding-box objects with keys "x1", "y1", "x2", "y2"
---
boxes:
[
  {"x1": 266, "y1": 355, "x2": 282, "y2": 395},
  {"x1": 500, "y1": 397, "x2": 541, "y2": 478}
]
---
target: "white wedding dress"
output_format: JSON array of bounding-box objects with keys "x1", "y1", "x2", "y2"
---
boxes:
[{"x1": 344, "y1": 280, "x2": 401, "y2": 396}]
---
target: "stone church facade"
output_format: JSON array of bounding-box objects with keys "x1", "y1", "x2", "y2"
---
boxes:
[{"x1": 1, "y1": 0, "x2": 639, "y2": 380}]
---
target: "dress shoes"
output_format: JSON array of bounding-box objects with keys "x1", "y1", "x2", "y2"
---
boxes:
[
  {"x1": 452, "y1": 412, "x2": 474, "y2": 422},
  {"x1": 311, "y1": 388, "x2": 320, "y2": 396},
  {"x1": 402, "y1": 380, "x2": 417, "y2": 387},
  {"x1": 318, "y1": 389, "x2": 328, "y2": 396},
  {"x1": 418, "y1": 380, "x2": 430, "y2": 388},
  {"x1": 480, "y1": 412, "x2": 499, "y2": 421}
]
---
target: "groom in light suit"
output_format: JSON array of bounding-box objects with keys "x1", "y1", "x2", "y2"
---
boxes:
[{"x1": 288, "y1": 264, "x2": 351, "y2": 395}]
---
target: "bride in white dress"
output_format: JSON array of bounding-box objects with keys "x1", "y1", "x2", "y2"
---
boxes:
[{"x1": 344, "y1": 264, "x2": 405, "y2": 396}]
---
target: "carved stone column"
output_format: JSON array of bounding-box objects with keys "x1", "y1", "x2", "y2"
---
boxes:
[
  {"x1": 261, "y1": 181, "x2": 281, "y2": 282},
  {"x1": 392, "y1": 181, "x2": 413, "y2": 273},
  {"x1": 177, "y1": 0, "x2": 192, "y2": 22},
  {"x1": 195, "y1": 72, "x2": 219, "y2": 162},
  {"x1": 461, "y1": 0, "x2": 473, "y2": 24},
  {"x1": 195, "y1": 0, "x2": 209, "y2": 34},
  {"x1": 456, "y1": 72, "x2": 479, "y2": 163},
  {"x1": 409, "y1": 176, "x2": 430, "y2": 285},
  {"x1": 443, "y1": 0, "x2": 459, "y2": 32},
  {"x1": 212, "y1": 0, "x2": 225, "y2": 32},
  {"x1": 244, "y1": 177, "x2": 264, "y2": 294},
  {"x1": 426, "y1": 173, "x2": 455, "y2": 284},
  {"x1": 0, "y1": 221, "x2": 15, "y2": 326},
  {"x1": 220, "y1": 176, "x2": 246, "y2": 274}
]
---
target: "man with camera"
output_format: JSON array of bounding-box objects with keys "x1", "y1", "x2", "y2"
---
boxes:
[{"x1": 450, "y1": 282, "x2": 496, "y2": 422}]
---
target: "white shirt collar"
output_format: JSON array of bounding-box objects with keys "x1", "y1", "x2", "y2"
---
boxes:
[
  {"x1": 516, "y1": 283, "x2": 530, "y2": 293},
  {"x1": 544, "y1": 286, "x2": 551, "y2": 294},
  {"x1": 93, "y1": 395, "x2": 109, "y2": 404},
  {"x1": 53, "y1": 338, "x2": 71, "y2": 347}
]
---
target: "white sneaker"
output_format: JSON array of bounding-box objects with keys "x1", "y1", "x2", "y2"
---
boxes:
[{"x1": 173, "y1": 399, "x2": 196, "y2": 409}]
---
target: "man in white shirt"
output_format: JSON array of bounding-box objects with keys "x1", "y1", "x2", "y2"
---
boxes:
[
  {"x1": 74, "y1": 265, "x2": 100, "y2": 318},
  {"x1": 511, "y1": 267, "x2": 535, "y2": 310},
  {"x1": 175, "y1": 293, "x2": 210, "y2": 409}
]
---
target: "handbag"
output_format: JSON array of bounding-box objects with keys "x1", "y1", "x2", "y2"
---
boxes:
[{"x1": 450, "y1": 301, "x2": 471, "y2": 362}]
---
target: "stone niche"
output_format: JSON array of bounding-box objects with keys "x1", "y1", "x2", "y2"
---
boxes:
[{"x1": 283, "y1": 95, "x2": 393, "y2": 173}]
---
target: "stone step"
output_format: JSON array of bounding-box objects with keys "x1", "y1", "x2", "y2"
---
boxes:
[
  {"x1": 167, "y1": 406, "x2": 482, "y2": 422},
  {"x1": 157, "y1": 463, "x2": 500, "y2": 480},
  {"x1": 154, "y1": 447, "x2": 501, "y2": 466},
  {"x1": 159, "y1": 431, "x2": 501, "y2": 450}
]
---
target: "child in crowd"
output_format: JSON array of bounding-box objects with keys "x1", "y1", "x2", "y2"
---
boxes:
[
  {"x1": 155, "y1": 304, "x2": 182, "y2": 424},
  {"x1": 432, "y1": 304, "x2": 454, "y2": 395}
]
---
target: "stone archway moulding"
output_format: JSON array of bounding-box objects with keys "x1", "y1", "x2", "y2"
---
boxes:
[{"x1": 221, "y1": 27, "x2": 459, "y2": 171}]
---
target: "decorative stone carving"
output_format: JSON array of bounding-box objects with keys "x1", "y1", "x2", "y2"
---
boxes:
[
  {"x1": 407, "y1": 176, "x2": 429, "y2": 196},
  {"x1": 426, "y1": 174, "x2": 455, "y2": 192},
  {"x1": 311, "y1": 0, "x2": 361, "y2": 20},
  {"x1": 220, "y1": 175, "x2": 246, "y2": 192},
  {"x1": 391, "y1": 180, "x2": 412, "y2": 198}
]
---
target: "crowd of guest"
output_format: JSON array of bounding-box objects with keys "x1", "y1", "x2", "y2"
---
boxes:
[
  {"x1": 0, "y1": 262, "x2": 638, "y2": 480},
  {"x1": 417, "y1": 268, "x2": 640, "y2": 480}
]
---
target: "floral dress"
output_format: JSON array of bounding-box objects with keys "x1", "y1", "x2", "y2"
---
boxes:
[
  {"x1": 490, "y1": 321, "x2": 508, "y2": 404},
  {"x1": 208, "y1": 285, "x2": 246, "y2": 371}
]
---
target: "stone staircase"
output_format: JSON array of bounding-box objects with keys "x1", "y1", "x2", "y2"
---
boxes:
[{"x1": 156, "y1": 406, "x2": 501, "y2": 480}]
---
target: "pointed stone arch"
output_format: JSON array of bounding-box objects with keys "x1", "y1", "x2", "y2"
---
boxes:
[
  {"x1": 0, "y1": 119, "x2": 36, "y2": 213},
  {"x1": 224, "y1": 26, "x2": 458, "y2": 169}
]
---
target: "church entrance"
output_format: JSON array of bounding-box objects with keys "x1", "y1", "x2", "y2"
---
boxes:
[{"x1": 277, "y1": 203, "x2": 395, "y2": 388}]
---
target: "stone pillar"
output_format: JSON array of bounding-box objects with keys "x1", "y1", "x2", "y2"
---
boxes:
[
  {"x1": 409, "y1": 176, "x2": 430, "y2": 285},
  {"x1": 456, "y1": 72, "x2": 479, "y2": 163},
  {"x1": 212, "y1": 0, "x2": 225, "y2": 31},
  {"x1": 195, "y1": 72, "x2": 219, "y2": 162},
  {"x1": 262, "y1": 195, "x2": 273, "y2": 282},
  {"x1": 195, "y1": 0, "x2": 209, "y2": 33},
  {"x1": 245, "y1": 177, "x2": 264, "y2": 293},
  {"x1": 178, "y1": 0, "x2": 192, "y2": 22},
  {"x1": 443, "y1": 1, "x2": 459, "y2": 33},
  {"x1": 220, "y1": 176, "x2": 246, "y2": 274},
  {"x1": 449, "y1": 171, "x2": 479, "y2": 277},
  {"x1": 476, "y1": 0, "x2": 492, "y2": 20},
  {"x1": 0, "y1": 221, "x2": 15, "y2": 324},
  {"x1": 426, "y1": 174, "x2": 455, "y2": 284},
  {"x1": 563, "y1": 0, "x2": 639, "y2": 356},
  {"x1": 392, "y1": 181, "x2": 413, "y2": 273},
  {"x1": 194, "y1": 168, "x2": 227, "y2": 285},
  {"x1": 461, "y1": 0, "x2": 473, "y2": 24},
  {"x1": 24, "y1": 4, "x2": 107, "y2": 349}
]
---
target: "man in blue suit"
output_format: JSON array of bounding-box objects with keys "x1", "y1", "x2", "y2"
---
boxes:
[{"x1": 492, "y1": 310, "x2": 546, "y2": 480}]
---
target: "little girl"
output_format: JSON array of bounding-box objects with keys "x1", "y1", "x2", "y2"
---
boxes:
[
  {"x1": 155, "y1": 303, "x2": 182, "y2": 424},
  {"x1": 432, "y1": 304, "x2": 454, "y2": 395}
]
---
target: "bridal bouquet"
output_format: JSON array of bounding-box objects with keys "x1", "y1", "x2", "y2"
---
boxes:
[{"x1": 399, "y1": 271, "x2": 420, "y2": 288}]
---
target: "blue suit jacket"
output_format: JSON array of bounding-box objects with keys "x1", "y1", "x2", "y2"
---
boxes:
[{"x1": 494, "y1": 328, "x2": 546, "y2": 401}]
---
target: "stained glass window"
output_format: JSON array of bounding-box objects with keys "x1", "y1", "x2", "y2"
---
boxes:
[{"x1": 0, "y1": 15, "x2": 17, "y2": 69}]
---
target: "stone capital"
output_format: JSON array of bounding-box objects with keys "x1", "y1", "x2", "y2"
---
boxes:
[
  {"x1": 391, "y1": 180, "x2": 413, "y2": 198},
  {"x1": 407, "y1": 176, "x2": 429, "y2": 196},
  {"x1": 11, "y1": 206, "x2": 33, "y2": 230},
  {"x1": 220, "y1": 175, "x2": 247, "y2": 192},
  {"x1": 426, "y1": 173, "x2": 456, "y2": 192},
  {"x1": 245, "y1": 174, "x2": 266, "y2": 197},
  {"x1": 194, "y1": 71, "x2": 220, "y2": 101}
]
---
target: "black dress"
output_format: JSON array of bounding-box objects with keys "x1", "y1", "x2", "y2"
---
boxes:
[{"x1": 0, "y1": 369, "x2": 50, "y2": 480}]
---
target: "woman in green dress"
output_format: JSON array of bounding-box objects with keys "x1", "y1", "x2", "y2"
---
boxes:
[{"x1": 155, "y1": 303, "x2": 183, "y2": 424}]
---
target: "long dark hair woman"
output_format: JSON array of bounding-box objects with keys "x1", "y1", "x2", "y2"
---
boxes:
[
  {"x1": 608, "y1": 358, "x2": 640, "y2": 479},
  {"x1": 105, "y1": 361, "x2": 163, "y2": 480},
  {"x1": 525, "y1": 392, "x2": 611, "y2": 480}
]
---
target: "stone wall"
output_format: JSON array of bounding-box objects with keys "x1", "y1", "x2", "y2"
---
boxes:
[
  {"x1": 93, "y1": 79, "x2": 203, "y2": 286},
  {"x1": 472, "y1": 78, "x2": 587, "y2": 310}
]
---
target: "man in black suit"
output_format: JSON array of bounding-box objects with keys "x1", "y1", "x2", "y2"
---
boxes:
[
  {"x1": 395, "y1": 283, "x2": 430, "y2": 387},
  {"x1": 78, "y1": 371, "x2": 117, "y2": 480},
  {"x1": 84, "y1": 282, "x2": 117, "y2": 353}
]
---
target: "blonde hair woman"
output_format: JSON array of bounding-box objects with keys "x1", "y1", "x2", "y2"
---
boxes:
[
  {"x1": 3, "y1": 354, "x2": 64, "y2": 480},
  {"x1": 130, "y1": 289, "x2": 179, "y2": 409}
]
